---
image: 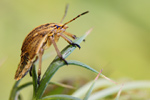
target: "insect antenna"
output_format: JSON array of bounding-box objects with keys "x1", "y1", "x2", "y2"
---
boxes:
[
  {"x1": 60, "y1": 4, "x2": 69, "y2": 23},
  {"x1": 62, "y1": 11, "x2": 89, "y2": 27}
]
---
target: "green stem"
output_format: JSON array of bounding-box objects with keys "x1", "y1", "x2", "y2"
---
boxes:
[
  {"x1": 9, "y1": 80, "x2": 21, "y2": 100},
  {"x1": 34, "y1": 60, "x2": 65, "y2": 99},
  {"x1": 32, "y1": 64, "x2": 38, "y2": 97},
  {"x1": 67, "y1": 60, "x2": 99, "y2": 74},
  {"x1": 17, "y1": 82, "x2": 33, "y2": 91}
]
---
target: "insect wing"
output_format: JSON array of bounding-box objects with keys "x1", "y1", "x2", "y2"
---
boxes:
[{"x1": 15, "y1": 27, "x2": 51, "y2": 80}]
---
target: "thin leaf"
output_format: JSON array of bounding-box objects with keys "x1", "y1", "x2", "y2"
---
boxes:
[
  {"x1": 13, "y1": 81, "x2": 74, "y2": 94},
  {"x1": 72, "y1": 79, "x2": 115, "y2": 98},
  {"x1": 9, "y1": 80, "x2": 21, "y2": 100},
  {"x1": 34, "y1": 28, "x2": 93, "y2": 99},
  {"x1": 101, "y1": 74, "x2": 117, "y2": 84},
  {"x1": 18, "y1": 94, "x2": 23, "y2": 100},
  {"x1": 67, "y1": 60, "x2": 114, "y2": 84},
  {"x1": 32, "y1": 64, "x2": 38, "y2": 97},
  {"x1": 17, "y1": 82, "x2": 33, "y2": 91},
  {"x1": 83, "y1": 70, "x2": 102, "y2": 100},
  {"x1": 41, "y1": 95, "x2": 81, "y2": 100},
  {"x1": 89, "y1": 81, "x2": 150, "y2": 100},
  {"x1": 34, "y1": 57, "x2": 66, "y2": 99},
  {"x1": 49, "y1": 81, "x2": 75, "y2": 89},
  {"x1": 67, "y1": 60, "x2": 99, "y2": 74},
  {"x1": 115, "y1": 84, "x2": 124, "y2": 100}
]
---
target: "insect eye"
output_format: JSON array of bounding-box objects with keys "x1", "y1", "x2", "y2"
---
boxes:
[{"x1": 55, "y1": 25, "x2": 60, "y2": 29}]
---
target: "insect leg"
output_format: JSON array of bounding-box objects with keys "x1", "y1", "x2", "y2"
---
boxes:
[
  {"x1": 38, "y1": 48, "x2": 44, "y2": 84},
  {"x1": 49, "y1": 36, "x2": 68, "y2": 64},
  {"x1": 59, "y1": 33, "x2": 81, "y2": 49},
  {"x1": 63, "y1": 31, "x2": 77, "y2": 39},
  {"x1": 54, "y1": 33, "x2": 61, "y2": 42}
]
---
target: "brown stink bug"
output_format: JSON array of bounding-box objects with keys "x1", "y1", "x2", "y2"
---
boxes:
[{"x1": 14, "y1": 5, "x2": 89, "y2": 83}]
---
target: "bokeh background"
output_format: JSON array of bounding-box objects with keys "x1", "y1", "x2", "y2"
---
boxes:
[{"x1": 1, "y1": 0, "x2": 150, "y2": 99}]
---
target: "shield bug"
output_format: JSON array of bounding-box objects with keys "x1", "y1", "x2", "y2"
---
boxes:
[{"x1": 14, "y1": 5, "x2": 89, "y2": 83}]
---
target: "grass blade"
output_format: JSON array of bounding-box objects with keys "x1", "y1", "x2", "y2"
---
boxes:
[
  {"x1": 49, "y1": 81, "x2": 75, "y2": 89},
  {"x1": 31, "y1": 64, "x2": 38, "y2": 97},
  {"x1": 67, "y1": 60, "x2": 99, "y2": 74},
  {"x1": 72, "y1": 79, "x2": 113, "y2": 98},
  {"x1": 83, "y1": 70, "x2": 102, "y2": 100},
  {"x1": 34, "y1": 55, "x2": 65, "y2": 99},
  {"x1": 41, "y1": 95, "x2": 81, "y2": 100},
  {"x1": 89, "y1": 81, "x2": 150, "y2": 99},
  {"x1": 16, "y1": 81, "x2": 74, "y2": 92},
  {"x1": 17, "y1": 82, "x2": 33, "y2": 91},
  {"x1": 115, "y1": 84, "x2": 124, "y2": 100},
  {"x1": 9, "y1": 80, "x2": 21, "y2": 100}
]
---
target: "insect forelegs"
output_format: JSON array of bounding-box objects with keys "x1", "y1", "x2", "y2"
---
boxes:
[
  {"x1": 59, "y1": 33, "x2": 81, "y2": 49},
  {"x1": 63, "y1": 31, "x2": 77, "y2": 39}
]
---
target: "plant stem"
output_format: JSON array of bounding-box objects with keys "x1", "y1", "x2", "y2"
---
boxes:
[
  {"x1": 32, "y1": 64, "x2": 38, "y2": 98},
  {"x1": 34, "y1": 60, "x2": 64, "y2": 99},
  {"x1": 9, "y1": 80, "x2": 21, "y2": 100}
]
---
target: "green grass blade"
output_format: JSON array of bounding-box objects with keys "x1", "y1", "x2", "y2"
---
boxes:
[
  {"x1": 18, "y1": 94, "x2": 22, "y2": 100},
  {"x1": 115, "y1": 84, "x2": 124, "y2": 100},
  {"x1": 49, "y1": 81, "x2": 75, "y2": 89},
  {"x1": 9, "y1": 80, "x2": 21, "y2": 100},
  {"x1": 89, "y1": 81, "x2": 150, "y2": 100},
  {"x1": 16, "y1": 81, "x2": 74, "y2": 92},
  {"x1": 41, "y1": 95, "x2": 81, "y2": 100},
  {"x1": 67, "y1": 60, "x2": 99, "y2": 74},
  {"x1": 34, "y1": 56, "x2": 65, "y2": 99},
  {"x1": 31, "y1": 64, "x2": 38, "y2": 97},
  {"x1": 72, "y1": 79, "x2": 114, "y2": 98},
  {"x1": 83, "y1": 70, "x2": 102, "y2": 100},
  {"x1": 83, "y1": 82, "x2": 95, "y2": 100},
  {"x1": 17, "y1": 82, "x2": 33, "y2": 91},
  {"x1": 34, "y1": 29, "x2": 93, "y2": 99},
  {"x1": 9, "y1": 65, "x2": 37, "y2": 100}
]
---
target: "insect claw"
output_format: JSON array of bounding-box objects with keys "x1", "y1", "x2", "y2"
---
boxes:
[
  {"x1": 37, "y1": 75, "x2": 41, "y2": 85},
  {"x1": 64, "y1": 60, "x2": 68, "y2": 65},
  {"x1": 73, "y1": 35, "x2": 77, "y2": 39},
  {"x1": 71, "y1": 43, "x2": 81, "y2": 49},
  {"x1": 29, "y1": 70, "x2": 32, "y2": 77},
  {"x1": 29, "y1": 65, "x2": 33, "y2": 77},
  {"x1": 60, "y1": 57, "x2": 68, "y2": 65}
]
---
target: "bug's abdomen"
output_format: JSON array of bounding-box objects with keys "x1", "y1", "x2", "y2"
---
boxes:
[
  {"x1": 15, "y1": 24, "x2": 55, "y2": 80},
  {"x1": 14, "y1": 53, "x2": 32, "y2": 80}
]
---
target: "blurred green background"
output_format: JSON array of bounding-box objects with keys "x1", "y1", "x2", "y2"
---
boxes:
[{"x1": 0, "y1": 0, "x2": 150, "y2": 99}]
